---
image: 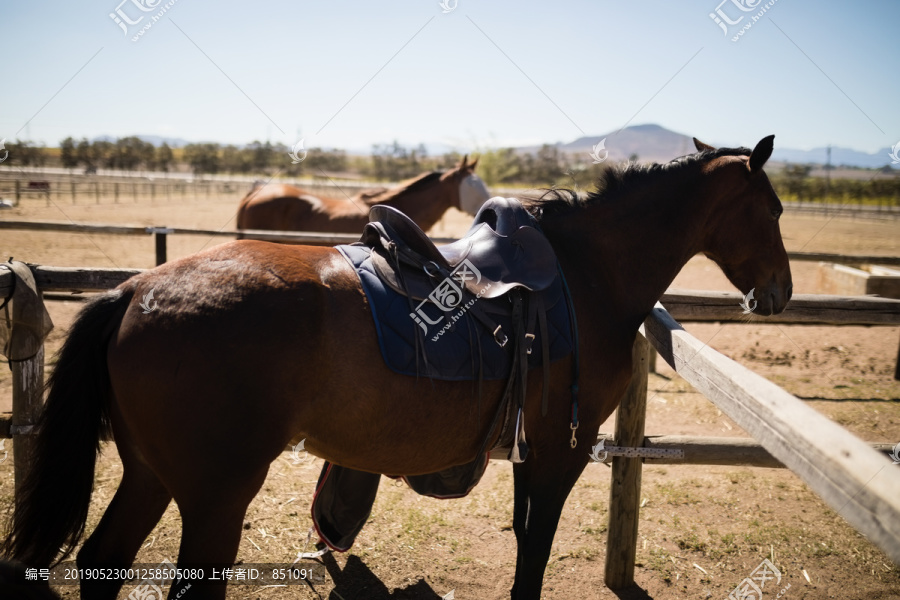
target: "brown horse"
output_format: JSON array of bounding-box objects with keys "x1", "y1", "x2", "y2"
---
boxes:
[
  {"x1": 2, "y1": 136, "x2": 791, "y2": 599},
  {"x1": 236, "y1": 156, "x2": 489, "y2": 234}
]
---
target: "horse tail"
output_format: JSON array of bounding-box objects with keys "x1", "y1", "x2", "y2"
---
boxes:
[{"x1": 0, "y1": 288, "x2": 132, "y2": 567}]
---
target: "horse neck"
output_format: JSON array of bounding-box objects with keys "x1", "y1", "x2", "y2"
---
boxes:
[
  {"x1": 382, "y1": 178, "x2": 454, "y2": 230},
  {"x1": 543, "y1": 179, "x2": 713, "y2": 332}
]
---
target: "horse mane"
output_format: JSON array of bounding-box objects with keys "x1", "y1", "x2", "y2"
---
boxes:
[
  {"x1": 528, "y1": 146, "x2": 753, "y2": 219},
  {"x1": 364, "y1": 170, "x2": 445, "y2": 205}
]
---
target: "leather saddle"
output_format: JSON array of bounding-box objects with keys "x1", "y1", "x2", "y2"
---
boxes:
[
  {"x1": 361, "y1": 197, "x2": 558, "y2": 302},
  {"x1": 355, "y1": 196, "x2": 569, "y2": 464}
]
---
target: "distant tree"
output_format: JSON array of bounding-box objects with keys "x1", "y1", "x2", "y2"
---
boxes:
[
  {"x1": 76, "y1": 138, "x2": 95, "y2": 170},
  {"x1": 782, "y1": 164, "x2": 812, "y2": 201},
  {"x1": 112, "y1": 136, "x2": 149, "y2": 170},
  {"x1": 476, "y1": 148, "x2": 522, "y2": 186},
  {"x1": 5, "y1": 140, "x2": 49, "y2": 167},
  {"x1": 139, "y1": 140, "x2": 156, "y2": 171},
  {"x1": 304, "y1": 148, "x2": 348, "y2": 174},
  {"x1": 247, "y1": 141, "x2": 276, "y2": 172},
  {"x1": 439, "y1": 151, "x2": 464, "y2": 169},
  {"x1": 183, "y1": 143, "x2": 220, "y2": 173},
  {"x1": 93, "y1": 140, "x2": 115, "y2": 169},
  {"x1": 157, "y1": 143, "x2": 174, "y2": 172},
  {"x1": 60, "y1": 137, "x2": 78, "y2": 169},
  {"x1": 220, "y1": 145, "x2": 249, "y2": 174},
  {"x1": 528, "y1": 144, "x2": 565, "y2": 186},
  {"x1": 371, "y1": 141, "x2": 427, "y2": 180}
]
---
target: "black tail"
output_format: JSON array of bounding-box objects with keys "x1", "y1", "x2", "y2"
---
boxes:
[{"x1": 0, "y1": 289, "x2": 132, "y2": 567}]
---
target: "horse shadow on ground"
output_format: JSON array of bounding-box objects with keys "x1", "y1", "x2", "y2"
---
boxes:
[
  {"x1": 307, "y1": 553, "x2": 447, "y2": 599},
  {"x1": 304, "y1": 552, "x2": 657, "y2": 599},
  {"x1": 611, "y1": 584, "x2": 654, "y2": 600}
]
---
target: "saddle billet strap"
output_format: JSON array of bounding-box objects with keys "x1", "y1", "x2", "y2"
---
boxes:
[
  {"x1": 509, "y1": 290, "x2": 529, "y2": 463},
  {"x1": 385, "y1": 239, "x2": 434, "y2": 378},
  {"x1": 536, "y1": 295, "x2": 551, "y2": 417}
]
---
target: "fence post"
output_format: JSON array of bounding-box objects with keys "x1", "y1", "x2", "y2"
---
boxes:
[
  {"x1": 895, "y1": 332, "x2": 899, "y2": 382},
  {"x1": 604, "y1": 333, "x2": 650, "y2": 589},
  {"x1": 148, "y1": 228, "x2": 173, "y2": 265},
  {"x1": 6, "y1": 264, "x2": 49, "y2": 497},
  {"x1": 14, "y1": 180, "x2": 21, "y2": 203}
]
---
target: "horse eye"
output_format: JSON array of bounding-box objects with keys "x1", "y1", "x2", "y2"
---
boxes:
[{"x1": 770, "y1": 208, "x2": 782, "y2": 220}]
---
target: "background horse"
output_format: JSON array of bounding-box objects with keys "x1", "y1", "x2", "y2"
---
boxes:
[
  {"x1": 236, "y1": 156, "x2": 489, "y2": 234},
  {"x1": 2, "y1": 136, "x2": 791, "y2": 599}
]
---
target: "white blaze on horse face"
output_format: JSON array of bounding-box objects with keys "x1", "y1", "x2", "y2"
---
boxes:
[{"x1": 458, "y1": 174, "x2": 490, "y2": 215}]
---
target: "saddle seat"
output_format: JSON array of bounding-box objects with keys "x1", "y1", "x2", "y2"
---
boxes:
[{"x1": 364, "y1": 197, "x2": 557, "y2": 300}]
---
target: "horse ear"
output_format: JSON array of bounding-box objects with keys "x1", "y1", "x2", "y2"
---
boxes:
[
  {"x1": 693, "y1": 138, "x2": 715, "y2": 152},
  {"x1": 468, "y1": 156, "x2": 478, "y2": 171},
  {"x1": 459, "y1": 155, "x2": 468, "y2": 169},
  {"x1": 748, "y1": 135, "x2": 775, "y2": 173}
]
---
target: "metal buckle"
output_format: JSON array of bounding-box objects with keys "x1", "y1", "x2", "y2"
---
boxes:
[
  {"x1": 423, "y1": 261, "x2": 442, "y2": 278},
  {"x1": 524, "y1": 333, "x2": 535, "y2": 355},
  {"x1": 493, "y1": 325, "x2": 508, "y2": 347}
]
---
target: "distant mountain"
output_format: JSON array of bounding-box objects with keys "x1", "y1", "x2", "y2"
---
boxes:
[
  {"x1": 559, "y1": 124, "x2": 696, "y2": 164},
  {"x1": 770, "y1": 145, "x2": 897, "y2": 169},
  {"x1": 527, "y1": 124, "x2": 897, "y2": 170}
]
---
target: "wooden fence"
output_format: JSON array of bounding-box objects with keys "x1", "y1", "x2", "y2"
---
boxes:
[
  {"x1": 3, "y1": 219, "x2": 900, "y2": 268},
  {"x1": 603, "y1": 303, "x2": 900, "y2": 585},
  {"x1": 0, "y1": 176, "x2": 383, "y2": 208}
]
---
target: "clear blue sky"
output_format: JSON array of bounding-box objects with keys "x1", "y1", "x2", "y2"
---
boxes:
[{"x1": 1, "y1": 0, "x2": 897, "y2": 155}]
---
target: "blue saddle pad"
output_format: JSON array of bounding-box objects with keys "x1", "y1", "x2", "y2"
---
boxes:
[{"x1": 337, "y1": 244, "x2": 573, "y2": 381}]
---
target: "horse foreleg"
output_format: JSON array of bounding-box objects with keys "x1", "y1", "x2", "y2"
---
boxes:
[
  {"x1": 169, "y1": 466, "x2": 270, "y2": 600},
  {"x1": 77, "y1": 453, "x2": 173, "y2": 600},
  {"x1": 509, "y1": 456, "x2": 589, "y2": 600}
]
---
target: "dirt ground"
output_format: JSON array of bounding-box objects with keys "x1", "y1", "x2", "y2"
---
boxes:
[{"x1": 0, "y1": 190, "x2": 899, "y2": 600}]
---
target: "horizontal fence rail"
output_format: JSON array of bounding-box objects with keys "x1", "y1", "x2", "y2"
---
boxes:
[
  {"x1": 2, "y1": 219, "x2": 899, "y2": 266},
  {"x1": 642, "y1": 304, "x2": 900, "y2": 563}
]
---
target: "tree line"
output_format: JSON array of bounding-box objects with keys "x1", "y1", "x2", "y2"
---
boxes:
[{"x1": 2, "y1": 137, "x2": 897, "y2": 203}]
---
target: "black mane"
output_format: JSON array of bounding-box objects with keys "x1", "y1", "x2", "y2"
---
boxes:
[{"x1": 528, "y1": 146, "x2": 753, "y2": 219}]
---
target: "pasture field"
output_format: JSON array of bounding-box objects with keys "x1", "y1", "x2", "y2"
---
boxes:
[{"x1": 0, "y1": 190, "x2": 899, "y2": 599}]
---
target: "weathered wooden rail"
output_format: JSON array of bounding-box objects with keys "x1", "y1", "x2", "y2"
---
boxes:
[
  {"x1": 2, "y1": 258, "x2": 900, "y2": 587},
  {"x1": 2, "y1": 219, "x2": 900, "y2": 267}
]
